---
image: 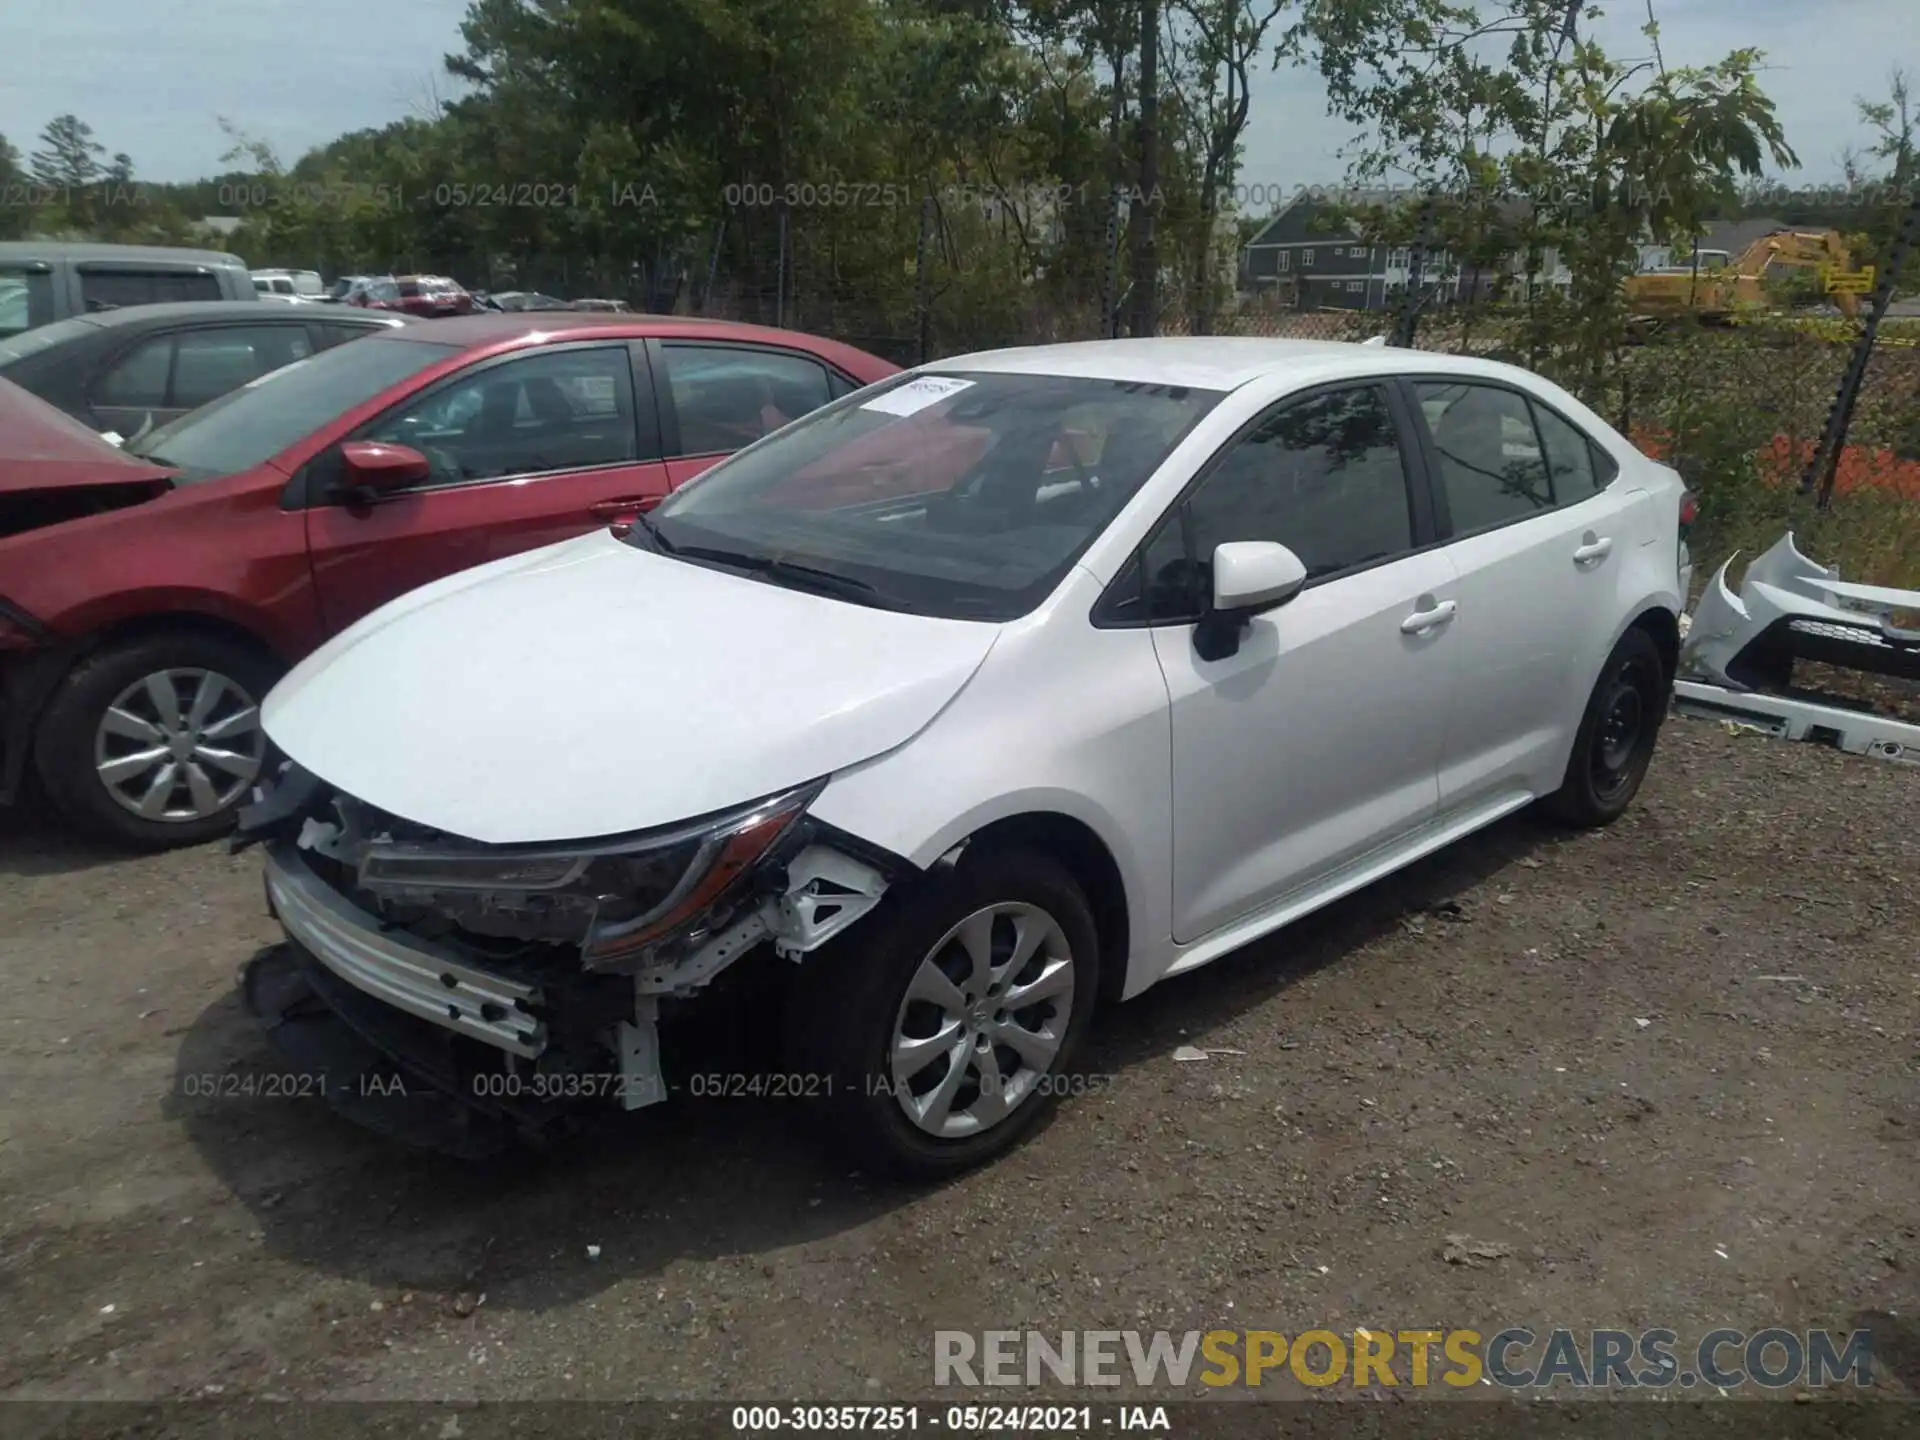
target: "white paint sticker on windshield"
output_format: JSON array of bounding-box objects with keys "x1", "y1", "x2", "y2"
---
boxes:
[{"x1": 860, "y1": 375, "x2": 973, "y2": 417}]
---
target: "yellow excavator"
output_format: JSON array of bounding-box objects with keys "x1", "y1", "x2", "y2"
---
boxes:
[{"x1": 1623, "y1": 228, "x2": 1875, "y2": 327}]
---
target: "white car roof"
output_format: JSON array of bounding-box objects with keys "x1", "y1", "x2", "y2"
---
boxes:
[{"x1": 926, "y1": 336, "x2": 1521, "y2": 393}]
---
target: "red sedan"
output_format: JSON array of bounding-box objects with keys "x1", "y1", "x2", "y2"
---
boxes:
[
  {"x1": 0, "y1": 314, "x2": 899, "y2": 847},
  {"x1": 345, "y1": 275, "x2": 478, "y2": 317}
]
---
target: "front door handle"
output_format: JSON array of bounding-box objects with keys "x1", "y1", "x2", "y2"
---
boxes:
[
  {"x1": 1400, "y1": 599, "x2": 1458, "y2": 635},
  {"x1": 589, "y1": 494, "x2": 663, "y2": 521},
  {"x1": 1573, "y1": 534, "x2": 1614, "y2": 565}
]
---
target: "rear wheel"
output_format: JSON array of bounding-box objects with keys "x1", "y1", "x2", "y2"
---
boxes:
[
  {"x1": 34, "y1": 633, "x2": 276, "y2": 850},
  {"x1": 1544, "y1": 626, "x2": 1668, "y2": 828},
  {"x1": 788, "y1": 847, "x2": 1101, "y2": 1181}
]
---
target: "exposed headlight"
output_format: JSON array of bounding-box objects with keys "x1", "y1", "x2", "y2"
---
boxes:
[{"x1": 355, "y1": 780, "x2": 822, "y2": 969}]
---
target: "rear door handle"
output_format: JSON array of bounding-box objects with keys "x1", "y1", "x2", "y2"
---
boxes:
[
  {"x1": 1573, "y1": 535, "x2": 1614, "y2": 565},
  {"x1": 589, "y1": 495, "x2": 663, "y2": 521},
  {"x1": 1400, "y1": 599, "x2": 1458, "y2": 635}
]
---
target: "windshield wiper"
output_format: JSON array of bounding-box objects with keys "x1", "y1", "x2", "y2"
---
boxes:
[
  {"x1": 664, "y1": 542, "x2": 908, "y2": 610},
  {"x1": 626, "y1": 511, "x2": 675, "y2": 553}
]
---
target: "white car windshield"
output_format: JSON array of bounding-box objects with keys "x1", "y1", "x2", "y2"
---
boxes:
[{"x1": 644, "y1": 371, "x2": 1223, "y2": 621}]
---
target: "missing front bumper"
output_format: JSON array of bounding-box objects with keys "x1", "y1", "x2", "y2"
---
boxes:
[{"x1": 263, "y1": 840, "x2": 548, "y2": 1059}]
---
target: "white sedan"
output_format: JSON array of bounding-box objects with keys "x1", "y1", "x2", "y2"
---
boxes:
[{"x1": 241, "y1": 338, "x2": 1690, "y2": 1177}]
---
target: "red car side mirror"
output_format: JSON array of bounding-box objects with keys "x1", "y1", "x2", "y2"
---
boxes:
[{"x1": 340, "y1": 440, "x2": 431, "y2": 493}]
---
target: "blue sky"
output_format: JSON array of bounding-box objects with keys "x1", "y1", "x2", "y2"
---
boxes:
[{"x1": 4, "y1": 0, "x2": 1905, "y2": 192}]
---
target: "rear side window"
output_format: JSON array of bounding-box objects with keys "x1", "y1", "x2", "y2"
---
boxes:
[
  {"x1": 1415, "y1": 381, "x2": 1551, "y2": 533},
  {"x1": 660, "y1": 344, "x2": 834, "y2": 456},
  {"x1": 79, "y1": 268, "x2": 222, "y2": 310},
  {"x1": 1529, "y1": 402, "x2": 1606, "y2": 503},
  {"x1": 314, "y1": 321, "x2": 387, "y2": 350}
]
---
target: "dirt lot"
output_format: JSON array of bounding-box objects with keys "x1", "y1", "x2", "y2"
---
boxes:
[{"x1": 1, "y1": 716, "x2": 1917, "y2": 1406}]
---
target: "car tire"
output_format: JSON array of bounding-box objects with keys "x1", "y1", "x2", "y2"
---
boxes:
[
  {"x1": 34, "y1": 632, "x2": 278, "y2": 851},
  {"x1": 1542, "y1": 626, "x2": 1669, "y2": 829},
  {"x1": 788, "y1": 846, "x2": 1101, "y2": 1182}
]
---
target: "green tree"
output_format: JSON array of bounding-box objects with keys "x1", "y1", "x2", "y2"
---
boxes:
[
  {"x1": 29, "y1": 113, "x2": 107, "y2": 189},
  {"x1": 1854, "y1": 68, "x2": 1917, "y2": 292},
  {"x1": 1292, "y1": 0, "x2": 1795, "y2": 383},
  {"x1": 29, "y1": 113, "x2": 109, "y2": 235},
  {"x1": 0, "y1": 132, "x2": 27, "y2": 240}
]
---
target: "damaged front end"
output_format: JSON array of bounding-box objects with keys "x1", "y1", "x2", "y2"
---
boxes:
[{"x1": 234, "y1": 765, "x2": 896, "y2": 1158}]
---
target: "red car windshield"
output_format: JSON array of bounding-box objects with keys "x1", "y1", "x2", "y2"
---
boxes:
[{"x1": 125, "y1": 338, "x2": 461, "y2": 483}]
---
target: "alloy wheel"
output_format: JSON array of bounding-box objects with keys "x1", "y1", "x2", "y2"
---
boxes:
[
  {"x1": 93, "y1": 668, "x2": 265, "y2": 823},
  {"x1": 888, "y1": 902, "x2": 1076, "y2": 1139}
]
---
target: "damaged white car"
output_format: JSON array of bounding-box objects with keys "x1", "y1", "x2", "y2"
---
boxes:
[{"x1": 237, "y1": 338, "x2": 1689, "y2": 1177}]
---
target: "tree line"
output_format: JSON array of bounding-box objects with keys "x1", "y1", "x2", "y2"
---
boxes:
[{"x1": 1, "y1": 1, "x2": 1912, "y2": 357}]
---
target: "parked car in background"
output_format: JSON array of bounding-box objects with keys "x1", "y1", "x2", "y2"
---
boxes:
[
  {"x1": 570, "y1": 297, "x2": 632, "y2": 313},
  {"x1": 323, "y1": 275, "x2": 380, "y2": 304},
  {"x1": 488, "y1": 290, "x2": 574, "y2": 312},
  {"x1": 252, "y1": 269, "x2": 325, "y2": 299},
  {"x1": 0, "y1": 314, "x2": 897, "y2": 847},
  {"x1": 233, "y1": 338, "x2": 1689, "y2": 1174},
  {"x1": 0, "y1": 300, "x2": 408, "y2": 436},
  {"x1": 343, "y1": 275, "x2": 477, "y2": 317},
  {"x1": 0, "y1": 243, "x2": 257, "y2": 338}
]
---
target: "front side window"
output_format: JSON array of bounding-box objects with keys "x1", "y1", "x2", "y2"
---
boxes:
[
  {"x1": 662, "y1": 344, "x2": 835, "y2": 457},
  {"x1": 169, "y1": 325, "x2": 314, "y2": 408},
  {"x1": 95, "y1": 335, "x2": 175, "y2": 407},
  {"x1": 1172, "y1": 385, "x2": 1414, "y2": 611},
  {"x1": 358, "y1": 345, "x2": 640, "y2": 488},
  {"x1": 648, "y1": 371, "x2": 1223, "y2": 621},
  {"x1": 1416, "y1": 381, "x2": 1552, "y2": 533}
]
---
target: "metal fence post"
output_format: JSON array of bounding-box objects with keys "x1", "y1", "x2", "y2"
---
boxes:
[
  {"x1": 1804, "y1": 188, "x2": 1920, "y2": 509},
  {"x1": 914, "y1": 192, "x2": 934, "y2": 365},
  {"x1": 1102, "y1": 187, "x2": 1127, "y2": 339},
  {"x1": 775, "y1": 199, "x2": 790, "y2": 329},
  {"x1": 698, "y1": 217, "x2": 725, "y2": 315}
]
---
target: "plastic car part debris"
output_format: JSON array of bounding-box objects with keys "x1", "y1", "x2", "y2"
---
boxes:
[
  {"x1": 1674, "y1": 530, "x2": 1920, "y2": 767},
  {"x1": 1681, "y1": 531, "x2": 1920, "y2": 691}
]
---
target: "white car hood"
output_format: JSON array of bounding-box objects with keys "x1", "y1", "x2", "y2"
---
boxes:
[{"x1": 263, "y1": 530, "x2": 1000, "y2": 843}]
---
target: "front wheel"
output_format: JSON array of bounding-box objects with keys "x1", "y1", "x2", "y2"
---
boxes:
[
  {"x1": 34, "y1": 633, "x2": 277, "y2": 849},
  {"x1": 788, "y1": 847, "x2": 1101, "y2": 1181},
  {"x1": 1543, "y1": 626, "x2": 1668, "y2": 828}
]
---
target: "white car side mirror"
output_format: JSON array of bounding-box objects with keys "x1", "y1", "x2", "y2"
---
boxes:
[
  {"x1": 1196, "y1": 542, "x2": 1309, "y2": 662},
  {"x1": 1211, "y1": 541, "x2": 1308, "y2": 614}
]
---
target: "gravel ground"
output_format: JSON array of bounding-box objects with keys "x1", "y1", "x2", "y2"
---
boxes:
[{"x1": 1, "y1": 715, "x2": 1916, "y2": 1407}]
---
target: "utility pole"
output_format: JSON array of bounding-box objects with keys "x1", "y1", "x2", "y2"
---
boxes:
[
  {"x1": 1128, "y1": 0, "x2": 1159, "y2": 337},
  {"x1": 1803, "y1": 188, "x2": 1920, "y2": 508}
]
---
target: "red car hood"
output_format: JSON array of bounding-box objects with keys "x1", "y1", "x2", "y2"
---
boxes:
[{"x1": 0, "y1": 376, "x2": 176, "y2": 493}]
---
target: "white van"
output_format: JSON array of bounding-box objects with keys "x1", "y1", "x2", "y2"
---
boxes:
[{"x1": 250, "y1": 268, "x2": 325, "y2": 299}]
